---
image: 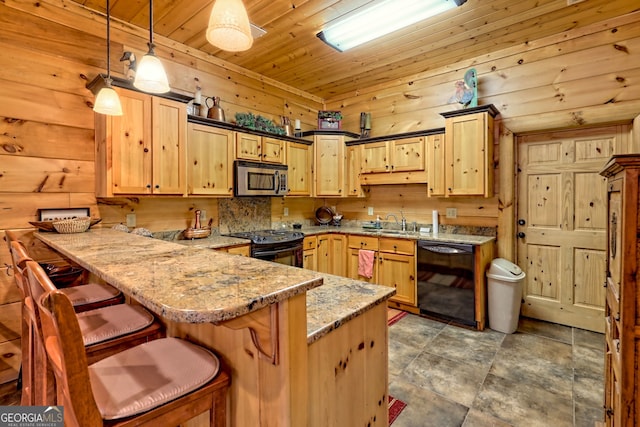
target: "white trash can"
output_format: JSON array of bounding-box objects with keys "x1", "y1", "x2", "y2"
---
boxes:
[{"x1": 487, "y1": 258, "x2": 526, "y2": 334}]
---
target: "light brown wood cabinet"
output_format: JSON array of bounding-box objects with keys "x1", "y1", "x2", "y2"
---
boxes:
[
  {"x1": 346, "y1": 145, "x2": 364, "y2": 197},
  {"x1": 600, "y1": 154, "x2": 640, "y2": 426},
  {"x1": 236, "y1": 132, "x2": 284, "y2": 164},
  {"x1": 435, "y1": 105, "x2": 498, "y2": 197},
  {"x1": 316, "y1": 233, "x2": 346, "y2": 276},
  {"x1": 303, "y1": 236, "x2": 317, "y2": 271},
  {"x1": 378, "y1": 238, "x2": 416, "y2": 307},
  {"x1": 286, "y1": 141, "x2": 313, "y2": 196},
  {"x1": 347, "y1": 235, "x2": 379, "y2": 284},
  {"x1": 217, "y1": 244, "x2": 250, "y2": 256},
  {"x1": 426, "y1": 133, "x2": 446, "y2": 197},
  {"x1": 187, "y1": 123, "x2": 233, "y2": 196},
  {"x1": 314, "y1": 134, "x2": 346, "y2": 197},
  {"x1": 359, "y1": 136, "x2": 427, "y2": 185},
  {"x1": 95, "y1": 88, "x2": 186, "y2": 197}
]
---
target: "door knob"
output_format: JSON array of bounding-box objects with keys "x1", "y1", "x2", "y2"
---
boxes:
[
  {"x1": 518, "y1": 219, "x2": 526, "y2": 226},
  {"x1": 517, "y1": 232, "x2": 526, "y2": 238}
]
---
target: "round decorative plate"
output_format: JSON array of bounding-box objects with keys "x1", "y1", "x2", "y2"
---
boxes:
[{"x1": 315, "y1": 206, "x2": 334, "y2": 225}]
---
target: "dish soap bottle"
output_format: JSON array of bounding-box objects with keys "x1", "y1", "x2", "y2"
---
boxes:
[{"x1": 375, "y1": 215, "x2": 382, "y2": 229}]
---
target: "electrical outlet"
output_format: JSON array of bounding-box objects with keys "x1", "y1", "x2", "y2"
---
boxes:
[
  {"x1": 283, "y1": 207, "x2": 289, "y2": 216},
  {"x1": 331, "y1": 206, "x2": 337, "y2": 213},
  {"x1": 445, "y1": 208, "x2": 457, "y2": 219},
  {"x1": 200, "y1": 210, "x2": 207, "y2": 221},
  {"x1": 126, "y1": 213, "x2": 136, "y2": 228},
  {"x1": 368, "y1": 207, "x2": 374, "y2": 216}
]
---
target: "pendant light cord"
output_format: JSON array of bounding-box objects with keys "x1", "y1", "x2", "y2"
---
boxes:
[
  {"x1": 148, "y1": 0, "x2": 155, "y2": 53},
  {"x1": 106, "y1": 0, "x2": 111, "y2": 79}
]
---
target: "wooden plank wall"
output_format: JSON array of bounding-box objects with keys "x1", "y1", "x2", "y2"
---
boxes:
[{"x1": 0, "y1": 1, "x2": 322, "y2": 383}]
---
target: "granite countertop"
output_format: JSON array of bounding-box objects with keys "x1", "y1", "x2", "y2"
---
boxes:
[
  {"x1": 306, "y1": 274, "x2": 395, "y2": 343},
  {"x1": 172, "y1": 234, "x2": 250, "y2": 250},
  {"x1": 299, "y1": 225, "x2": 495, "y2": 245},
  {"x1": 35, "y1": 229, "x2": 323, "y2": 324}
]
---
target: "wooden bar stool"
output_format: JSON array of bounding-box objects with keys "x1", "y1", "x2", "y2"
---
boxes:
[
  {"x1": 11, "y1": 243, "x2": 164, "y2": 405},
  {"x1": 4, "y1": 231, "x2": 124, "y2": 313},
  {"x1": 35, "y1": 282, "x2": 230, "y2": 427}
]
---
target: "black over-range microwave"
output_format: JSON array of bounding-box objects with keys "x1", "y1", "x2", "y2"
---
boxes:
[{"x1": 234, "y1": 160, "x2": 288, "y2": 196}]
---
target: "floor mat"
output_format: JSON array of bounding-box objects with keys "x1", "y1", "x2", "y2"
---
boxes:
[
  {"x1": 388, "y1": 395, "x2": 407, "y2": 425},
  {"x1": 387, "y1": 310, "x2": 407, "y2": 326}
]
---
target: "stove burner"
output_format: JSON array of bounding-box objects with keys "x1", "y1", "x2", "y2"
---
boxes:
[{"x1": 226, "y1": 229, "x2": 305, "y2": 245}]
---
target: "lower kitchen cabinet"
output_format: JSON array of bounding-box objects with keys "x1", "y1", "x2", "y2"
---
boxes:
[
  {"x1": 347, "y1": 235, "x2": 379, "y2": 283},
  {"x1": 378, "y1": 238, "x2": 417, "y2": 309},
  {"x1": 217, "y1": 244, "x2": 250, "y2": 257},
  {"x1": 303, "y1": 236, "x2": 318, "y2": 270},
  {"x1": 317, "y1": 234, "x2": 346, "y2": 276}
]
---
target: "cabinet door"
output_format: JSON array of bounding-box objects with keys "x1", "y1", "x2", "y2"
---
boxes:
[
  {"x1": 111, "y1": 89, "x2": 152, "y2": 194},
  {"x1": 314, "y1": 135, "x2": 345, "y2": 197},
  {"x1": 426, "y1": 133, "x2": 445, "y2": 197},
  {"x1": 445, "y1": 112, "x2": 490, "y2": 196},
  {"x1": 391, "y1": 137, "x2": 424, "y2": 172},
  {"x1": 262, "y1": 137, "x2": 284, "y2": 164},
  {"x1": 347, "y1": 248, "x2": 377, "y2": 283},
  {"x1": 287, "y1": 142, "x2": 312, "y2": 196},
  {"x1": 346, "y1": 145, "x2": 364, "y2": 197},
  {"x1": 226, "y1": 245, "x2": 250, "y2": 256},
  {"x1": 187, "y1": 123, "x2": 233, "y2": 196},
  {"x1": 362, "y1": 142, "x2": 389, "y2": 173},
  {"x1": 316, "y1": 234, "x2": 330, "y2": 274},
  {"x1": 236, "y1": 132, "x2": 262, "y2": 161},
  {"x1": 331, "y1": 234, "x2": 347, "y2": 277},
  {"x1": 379, "y1": 252, "x2": 416, "y2": 305},
  {"x1": 152, "y1": 97, "x2": 186, "y2": 195},
  {"x1": 303, "y1": 249, "x2": 317, "y2": 271}
]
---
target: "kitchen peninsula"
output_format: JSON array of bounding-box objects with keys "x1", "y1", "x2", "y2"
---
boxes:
[{"x1": 35, "y1": 229, "x2": 395, "y2": 427}]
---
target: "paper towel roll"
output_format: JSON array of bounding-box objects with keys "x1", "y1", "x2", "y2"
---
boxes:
[{"x1": 432, "y1": 210, "x2": 439, "y2": 235}]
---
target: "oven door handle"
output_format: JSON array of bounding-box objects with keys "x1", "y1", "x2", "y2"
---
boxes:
[{"x1": 254, "y1": 246, "x2": 301, "y2": 257}]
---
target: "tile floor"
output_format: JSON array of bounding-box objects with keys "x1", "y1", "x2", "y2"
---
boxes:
[{"x1": 388, "y1": 313, "x2": 605, "y2": 427}]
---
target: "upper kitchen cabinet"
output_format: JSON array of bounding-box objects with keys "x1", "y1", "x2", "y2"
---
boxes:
[
  {"x1": 236, "y1": 132, "x2": 284, "y2": 164},
  {"x1": 346, "y1": 145, "x2": 364, "y2": 197},
  {"x1": 187, "y1": 123, "x2": 234, "y2": 197},
  {"x1": 426, "y1": 133, "x2": 446, "y2": 197},
  {"x1": 95, "y1": 88, "x2": 186, "y2": 197},
  {"x1": 286, "y1": 141, "x2": 313, "y2": 196},
  {"x1": 312, "y1": 132, "x2": 360, "y2": 198},
  {"x1": 360, "y1": 136, "x2": 428, "y2": 185},
  {"x1": 438, "y1": 105, "x2": 498, "y2": 197}
]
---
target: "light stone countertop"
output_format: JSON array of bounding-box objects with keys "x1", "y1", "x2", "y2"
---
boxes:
[
  {"x1": 35, "y1": 229, "x2": 396, "y2": 343},
  {"x1": 171, "y1": 234, "x2": 251, "y2": 250},
  {"x1": 35, "y1": 229, "x2": 323, "y2": 324},
  {"x1": 298, "y1": 225, "x2": 496, "y2": 245}
]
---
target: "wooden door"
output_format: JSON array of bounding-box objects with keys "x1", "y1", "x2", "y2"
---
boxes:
[
  {"x1": 303, "y1": 249, "x2": 317, "y2": 271},
  {"x1": 314, "y1": 135, "x2": 345, "y2": 197},
  {"x1": 112, "y1": 89, "x2": 152, "y2": 194},
  {"x1": 262, "y1": 137, "x2": 284, "y2": 164},
  {"x1": 152, "y1": 97, "x2": 186, "y2": 195},
  {"x1": 379, "y1": 253, "x2": 415, "y2": 305},
  {"x1": 286, "y1": 142, "x2": 312, "y2": 196},
  {"x1": 391, "y1": 137, "x2": 424, "y2": 172},
  {"x1": 362, "y1": 141, "x2": 388, "y2": 173},
  {"x1": 426, "y1": 133, "x2": 445, "y2": 197},
  {"x1": 236, "y1": 132, "x2": 261, "y2": 161},
  {"x1": 316, "y1": 234, "x2": 330, "y2": 274},
  {"x1": 347, "y1": 248, "x2": 377, "y2": 283},
  {"x1": 187, "y1": 123, "x2": 233, "y2": 196},
  {"x1": 330, "y1": 235, "x2": 347, "y2": 277},
  {"x1": 517, "y1": 128, "x2": 621, "y2": 332}
]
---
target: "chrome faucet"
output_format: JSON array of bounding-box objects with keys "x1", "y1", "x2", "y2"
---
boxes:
[{"x1": 385, "y1": 212, "x2": 408, "y2": 232}]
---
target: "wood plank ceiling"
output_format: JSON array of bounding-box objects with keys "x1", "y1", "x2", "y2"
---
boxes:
[{"x1": 71, "y1": 0, "x2": 640, "y2": 100}]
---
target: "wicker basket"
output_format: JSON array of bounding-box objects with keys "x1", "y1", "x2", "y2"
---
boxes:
[
  {"x1": 52, "y1": 217, "x2": 91, "y2": 234},
  {"x1": 183, "y1": 227, "x2": 211, "y2": 239}
]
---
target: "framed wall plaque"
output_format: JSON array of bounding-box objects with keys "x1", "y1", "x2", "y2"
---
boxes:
[{"x1": 38, "y1": 208, "x2": 90, "y2": 221}]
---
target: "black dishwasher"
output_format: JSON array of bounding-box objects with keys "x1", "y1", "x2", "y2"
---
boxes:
[{"x1": 417, "y1": 241, "x2": 475, "y2": 326}]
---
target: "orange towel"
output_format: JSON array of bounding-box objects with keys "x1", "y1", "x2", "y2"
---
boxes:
[{"x1": 358, "y1": 250, "x2": 375, "y2": 279}]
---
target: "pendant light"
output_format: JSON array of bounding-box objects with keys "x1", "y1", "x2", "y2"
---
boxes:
[
  {"x1": 93, "y1": 0, "x2": 123, "y2": 116},
  {"x1": 134, "y1": 0, "x2": 170, "y2": 93},
  {"x1": 206, "y1": 0, "x2": 253, "y2": 52}
]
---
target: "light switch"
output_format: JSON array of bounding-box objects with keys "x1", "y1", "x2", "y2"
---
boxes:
[
  {"x1": 368, "y1": 207, "x2": 374, "y2": 216},
  {"x1": 284, "y1": 207, "x2": 289, "y2": 216},
  {"x1": 126, "y1": 213, "x2": 136, "y2": 227}
]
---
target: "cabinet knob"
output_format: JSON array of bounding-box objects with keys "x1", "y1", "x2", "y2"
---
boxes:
[
  {"x1": 155, "y1": 185, "x2": 160, "y2": 189},
  {"x1": 518, "y1": 219, "x2": 526, "y2": 226},
  {"x1": 143, "y1": 148, "x2": 149, "y2": 153},
  {"x1": 517, "y1": 232, "x2": 526, "y2": 239},
  {"x1": 146, "y1": 184, "x2": 151, "y2": 189},
  {"x1": 448, "y1": 187, "x2": 452, "y2": 192}
]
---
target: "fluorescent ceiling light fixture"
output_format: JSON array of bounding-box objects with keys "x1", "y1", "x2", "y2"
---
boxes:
[{"x1": 317, "y1": 0, "x2": 467, "y2": 52}]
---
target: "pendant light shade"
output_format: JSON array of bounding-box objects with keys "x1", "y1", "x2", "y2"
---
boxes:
[
  {"x1": 133, "y1": 0, "x2": 170, "y2": 93},
  {"x1": 93, "y1": 0, "x2": 123, "y2": 116},
  {"x1": 206, "y1": 0, "x2": 253, "y2": 52},
  {"x1": 94, "y1": 81, "x2": 123, "y2": 115}
]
